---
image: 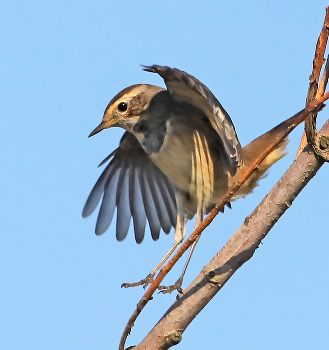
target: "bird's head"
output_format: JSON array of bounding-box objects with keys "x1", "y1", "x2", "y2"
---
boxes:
[{"x1": 89, "y1": 84, "x2": 164, "y2": 137}]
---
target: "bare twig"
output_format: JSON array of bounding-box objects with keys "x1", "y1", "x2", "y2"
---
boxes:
[
  {"x1": 119, "y1": 92, "x2": 329, "y2": 350},
  {"x1": 296, "y1": 6, "x2": 329, "y2": 156},
  {"x1": 317, "y1": 55, "x2": 329, "y2": 97},
  {"x1": 305, "y1": 56, "x2": 329, "y2": 162},
  {"x1": 307, "y1": 7, "x2": 329, "y2": 102}
]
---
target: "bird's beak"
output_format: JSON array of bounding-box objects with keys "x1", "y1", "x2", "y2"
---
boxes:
[
  {"x1": 88, "y1": 121, "x2": 106, "y2": 137},
  {"x1": 88, "y1": 118, "x2": 119, "y2": 137}
]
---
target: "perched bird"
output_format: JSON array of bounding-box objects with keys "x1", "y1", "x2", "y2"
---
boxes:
[{"x1": 83, "y1": 65, "x2": 292, "y2": 292}]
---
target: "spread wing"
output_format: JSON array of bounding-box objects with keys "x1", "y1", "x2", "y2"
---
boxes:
[
  {"x1": 82, "y1": 132, "x2": 177, "y2": 243},
  {"x1": 143, "y1": 65, "x2": 243, "y2": 175}
]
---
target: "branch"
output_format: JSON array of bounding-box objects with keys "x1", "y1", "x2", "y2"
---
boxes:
[
  {"x1": 132, "y1": 118, "x2": 329, "y2": 350},
  {"x1": 296, "y1": 6, "x2": 329, "y2": 156},
  {"x1": 305, "y1": 56, "x2": 329, "y2": 161}
]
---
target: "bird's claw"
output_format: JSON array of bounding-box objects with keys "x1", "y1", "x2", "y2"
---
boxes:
[
  {"x1": 158, "y1": 279, "x2": 184, "y2": 294},
  {"x1": 121, "y1": 273, "x2": 155, "y2": 289}
]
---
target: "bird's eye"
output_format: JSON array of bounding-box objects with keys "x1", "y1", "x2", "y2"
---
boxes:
[{"x1": 118, "y1": 102, "x2": 127, "y2": 112}]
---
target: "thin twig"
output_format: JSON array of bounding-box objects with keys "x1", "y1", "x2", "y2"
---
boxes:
[
  {"x1": 305, "y1": 54, "x2": 329, "y2": 162},
  {"x1": 308, "y1": 7, "x2": 329, "y2": 102},
  {"x1": 296, "y1": 6, "x2": 329, "y2": 156},
  {"x1": 317, "y1": 54, "x2": 329, "y2": 97},
  {"x1": 298, "y1": 55, "x2": 329, "y2": 158},
  {"x1": 119, "y1": 92, "x2": 329, "y2": 350}
]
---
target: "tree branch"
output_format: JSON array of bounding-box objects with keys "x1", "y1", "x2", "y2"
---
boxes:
[
  {"x1": 296, "y1": 6, "x2": 329, "y2": 157},
  {"x1": 305, "y1": 56, "x2": 329, "y2": 161}
]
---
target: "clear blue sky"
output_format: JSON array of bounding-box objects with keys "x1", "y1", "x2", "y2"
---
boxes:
[{"x1": 1, "y1": 1, "x2": 328, "y2": 349}]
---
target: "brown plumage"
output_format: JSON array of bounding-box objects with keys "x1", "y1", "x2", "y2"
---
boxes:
[{"x1": 83, "y1": 65, "x2": 295, "y2": 291}]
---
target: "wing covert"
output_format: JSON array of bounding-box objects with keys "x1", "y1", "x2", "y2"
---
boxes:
[{"x1": 143, "y1": 65, "x2": 243, "y2": 174}]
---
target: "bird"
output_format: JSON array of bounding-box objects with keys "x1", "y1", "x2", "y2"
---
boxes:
[{"x1": 83, "y1": 65, "x2": 293, "y2": 293}]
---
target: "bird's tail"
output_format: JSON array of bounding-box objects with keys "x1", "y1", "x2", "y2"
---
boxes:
[{"x1": 231, "y1": 114, "x2": 301, "y2": 199}]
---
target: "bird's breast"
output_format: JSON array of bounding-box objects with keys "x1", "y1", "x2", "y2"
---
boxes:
[{"x1": 149, "y1": 120, "x2": 228, "y2": 211}]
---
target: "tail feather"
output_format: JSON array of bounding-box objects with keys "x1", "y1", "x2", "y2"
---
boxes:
[{"x1": 230, "y1": 114, "x2": 300, "y2": 199}]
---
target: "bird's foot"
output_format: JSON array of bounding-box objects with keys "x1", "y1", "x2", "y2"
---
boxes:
[
  {"x1": 121, "y1": 272, "x2": 155, "y2": 289},
  {"x1": 158, "y1": 277, "x2": 184, "y2": 294}
]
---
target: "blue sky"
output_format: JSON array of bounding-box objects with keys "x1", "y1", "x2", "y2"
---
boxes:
[{"x1": 1, "y1": 1, "x2": 328, "y2": 349}]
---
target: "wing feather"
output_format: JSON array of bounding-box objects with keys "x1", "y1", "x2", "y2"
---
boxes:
[
  {"x1": 83, "y1": 132, "x2": 176, "y2": 242},
  {"x1": 129, "y1": 164, "x2": 147, "y2": 244},
  {"x1": 115, "y1": 160, "x2": 131, "y2": 241},
  {"x1": 145, "y1": 162, "x2": 173, "y2": 234},
  {"x1": 143, "y1": 65, "x2": 242, "y2": 175},
  {"x1": 95, "y1": 166, "x2": 120, "y2": 235}
]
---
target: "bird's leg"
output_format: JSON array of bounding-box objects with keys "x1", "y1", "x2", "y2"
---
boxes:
[
  {"x1": 121, "y1": 241, "x2": 181, "y2": 289},
  {"x1": 122, "y1": 209, "x2": 187, "y2": 289},
  {"x1": 158, "y1": 211, "x2": 203, "y2": 294},
  {"x1": 121, "y1": 204, "x2": 193, "y2": 290},
  {"x1": 158, "y1": 236, "x2": 200, "y2": 294}
]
